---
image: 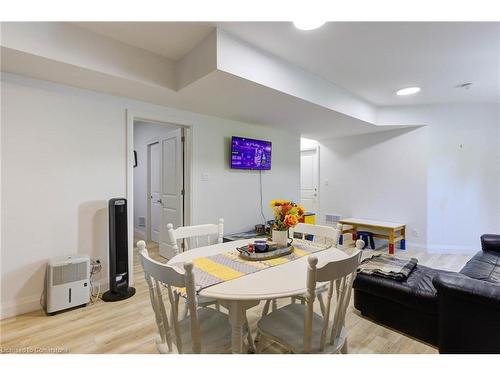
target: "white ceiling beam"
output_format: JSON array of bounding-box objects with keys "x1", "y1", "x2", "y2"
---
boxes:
[
  {"x1": 215, "y1": 29, "x2": 378, "y2": 124},
  {"x1": 1, "y1": 22, "x2": 177, "y2": 91}
]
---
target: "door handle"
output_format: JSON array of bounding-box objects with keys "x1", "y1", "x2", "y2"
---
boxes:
[{"x1": 157, "y1": 199, "x2": 163, "y2": 204}]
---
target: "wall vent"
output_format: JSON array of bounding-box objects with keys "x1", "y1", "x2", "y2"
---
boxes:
[
  {"x1": 325, "y1": 213, "x2": 341, "y2": 225},
  {"x1": 138, "y1": 216, "x2": 146, "y2": 227}
]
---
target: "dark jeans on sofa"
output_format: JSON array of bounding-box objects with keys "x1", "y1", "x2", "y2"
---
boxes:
[{"x1": 353, "y1": 234, "x2": 500, "y2": 353}]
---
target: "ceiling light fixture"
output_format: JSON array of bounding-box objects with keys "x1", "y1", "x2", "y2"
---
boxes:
[
  {"x1": 396, "y1": 87, "x2": 421, "y2": 96},
  {"x1": 293, "y1": 20, "x2": 325, "y2": 31}
]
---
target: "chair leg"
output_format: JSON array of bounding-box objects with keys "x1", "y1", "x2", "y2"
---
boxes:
[
  {"x1": 271, "y1": 299, "x2": 278, "y2": 311},
  {"x1": 370, "y1": 236, "x2": 375, "y2": 250},
  {"x1": 341, "y1": 338, "x2": 348, "y2": 354},
  {"x1": 317, "y1": 293, "x2": 326, "y2": 317},
  {"x1": 261, "y1": 299, "x2": 271, "y2": 317},
  {"x1": 245, "y1": 319, "x2": 256, "y2": 353}
]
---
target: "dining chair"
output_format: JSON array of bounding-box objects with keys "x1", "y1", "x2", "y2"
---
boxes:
[
  {"x1": 138, "y1": 240, "x2": 233, "y2": 354},
  {"x1": 256, "y1": 242, "x2": 363, "y2": 354},
  {"x1": 289, "y1": 222, "x2": 343, "y2": 247},
  {"x1": 261, "y1": 223, "x2": 344, "y2": 317},
  {"x1": 166, "y1": 219, "x2": 224, "y2": 314},
  {"x1": 167, "y1": 218, "x2": 224, "y2": 255}
]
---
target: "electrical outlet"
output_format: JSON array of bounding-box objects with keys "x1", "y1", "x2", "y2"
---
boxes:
[{"x1": 412, "y1": 229, "x2": 419, "y2": 238}]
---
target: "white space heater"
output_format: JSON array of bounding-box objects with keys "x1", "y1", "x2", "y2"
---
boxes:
[{"x1": 45, "y1": 255, "x2": 90, "y2": 314}]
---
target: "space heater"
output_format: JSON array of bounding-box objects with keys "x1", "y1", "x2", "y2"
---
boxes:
[
  {"x1": 45, "y1": 255, "x2": 90, "y2": 314},
  {"x1": 102, "y1": 198, "x2": 136, "y2": 301}
]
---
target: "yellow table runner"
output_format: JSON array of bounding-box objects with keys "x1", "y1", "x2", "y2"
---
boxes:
[{"x1": 171, "y1": 239, "x2": 332, "y2": 293}]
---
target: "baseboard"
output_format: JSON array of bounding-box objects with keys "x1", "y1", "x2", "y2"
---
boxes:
[
  {"x1": 0, "y1": 294, "x2": 42, "y2": 320},
  {"x1": 424, "y1": 243, "x2": 477, "y2": 254},
  {"x1": 1, "y1": 277, "x2": 110, "y2": 320}
]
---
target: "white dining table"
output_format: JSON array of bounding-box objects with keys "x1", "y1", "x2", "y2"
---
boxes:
[{"x1": 167, "y1": 238, "x2": 348, "y2": 354}]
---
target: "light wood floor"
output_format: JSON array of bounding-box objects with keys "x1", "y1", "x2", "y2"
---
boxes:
[{"x1": 0, "y1": 241, "x2": 470, "y2": 354}]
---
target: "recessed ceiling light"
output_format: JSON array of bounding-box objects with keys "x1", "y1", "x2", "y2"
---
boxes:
[
  {"x1": 293, "y1": 20, "x2": 325, "y2": 31},
  {"x1": 396, "y1": 87, "x2": 421, "y2": 96}
]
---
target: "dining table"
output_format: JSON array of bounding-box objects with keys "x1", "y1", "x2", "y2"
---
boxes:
[{"x1": 166, "y1": 238, "x2": 348, "y2": 354}]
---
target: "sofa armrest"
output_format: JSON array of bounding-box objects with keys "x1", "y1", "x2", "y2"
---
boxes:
[
  {"x1": 433, "y1": 273, "x2": 500, "y2": 353},
  {"x1": 481, "y1": 234, "x2": 500, "y2": 254}
]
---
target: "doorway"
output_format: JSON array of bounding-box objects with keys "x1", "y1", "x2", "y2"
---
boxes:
[
  {"x1": 300, "y1": 139, "x2": 320, "y2": 213},
  {"x1": 133, "y1": 120, "x2": 188, "y2": 259}
]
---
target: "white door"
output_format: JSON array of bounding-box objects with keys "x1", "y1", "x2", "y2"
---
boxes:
[
  {"x1": 159, "y1": 128, "x2": 184, "y2": 258},
  {"x1": 300, "y1": 147, "x2": 319, "y2": 213},
  {"x1": 148, "y1": 142, "x2": 161, "y2": 243}
]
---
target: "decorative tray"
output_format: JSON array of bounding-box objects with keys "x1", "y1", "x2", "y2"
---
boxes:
[{"x1": 236, "y1": 240, "x2": 293, "y2": 261}]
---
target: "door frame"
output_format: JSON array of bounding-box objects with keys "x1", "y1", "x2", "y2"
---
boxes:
[
  {"x1": 126, "y1": 109, "x2": 193, "y2": 285},
  {"x1": 146, "y1": 138, "x2": 160, "y2": 242},
  {"x1": 300, "y1": 144, "x2": 320, "y2": 215}
]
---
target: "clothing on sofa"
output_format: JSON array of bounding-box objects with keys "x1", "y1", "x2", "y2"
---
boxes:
[{"x1": 357, "y1": 254, "x2": 418, "y2": 281}]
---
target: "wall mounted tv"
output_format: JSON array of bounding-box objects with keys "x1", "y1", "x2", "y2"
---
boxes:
[{"x1": 230, "y1": 136, "x2": 272, "y2": 170}]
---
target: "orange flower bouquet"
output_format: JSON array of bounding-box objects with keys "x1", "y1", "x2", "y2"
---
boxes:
[
  {"x1": 270, "y1": 199, "x2": 305, "y2": 230},
  {"x1": 269, "y1": 200, "x2": 305, "y2": 247}
]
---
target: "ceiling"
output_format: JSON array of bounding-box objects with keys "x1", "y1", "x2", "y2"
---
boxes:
[
  {"x1": 74, "y1": 22, "x2": 215, "y2": 61},
  {"x1": 220, "y1": 22, "x2": 500, "y2": 106},
  {"x1": 74, "y1": 22, "x2": 500, "y2": 106}
]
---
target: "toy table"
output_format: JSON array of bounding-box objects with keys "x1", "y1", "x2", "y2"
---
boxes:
[{"x1": 338, "y1": 218, "x2": 406, "y2": 255}]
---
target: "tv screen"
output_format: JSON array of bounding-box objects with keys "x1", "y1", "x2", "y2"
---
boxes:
[{"x1": 231, "y1": 136, "x2": 272, "y2": 170}]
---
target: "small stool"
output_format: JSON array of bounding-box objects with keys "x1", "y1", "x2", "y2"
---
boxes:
[{"x1": 356, "y1": 231, "x2": 375, "y2": 250}]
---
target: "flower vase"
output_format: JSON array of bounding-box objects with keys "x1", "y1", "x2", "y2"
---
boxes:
[{"x1": 272, "y1": 229, "x2": 289, "y2": 248}]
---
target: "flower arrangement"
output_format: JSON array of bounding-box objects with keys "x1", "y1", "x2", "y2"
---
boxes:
[{"x1": 270, "y1": 200, "x2": 305, "y2": 231}]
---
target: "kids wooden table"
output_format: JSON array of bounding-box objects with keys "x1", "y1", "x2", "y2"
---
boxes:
[{"x1": 338, "y1": 218, "x2": 406, "y2": 255}]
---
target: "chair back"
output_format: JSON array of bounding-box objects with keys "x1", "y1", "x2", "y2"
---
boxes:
[
  {"x1": 303, "y1": 239, "x2": 364, "y2": 353},
  {"x1": 137, "y1": 240, "x2": 201, "y2": 354},
  {"x1": 289, "y1": 222, "x2": 342, "y2": 247},
  {"x1": 167, "y1": 218, "x2": 224, "y2": 255}
]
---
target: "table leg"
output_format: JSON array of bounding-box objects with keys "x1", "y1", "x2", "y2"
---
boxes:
[
  {"x1": 400, "y1": 227, "x2": 406, "y2": 250},
  {"x1": 389, "y1": 229, "x2": 395, "y2": 255},
  {"x1": 223, "y1": 300, "x2": 259, "y2": 354},
  {"x1": 352, "y1": 226, "x2": 357, "y2": 241}
]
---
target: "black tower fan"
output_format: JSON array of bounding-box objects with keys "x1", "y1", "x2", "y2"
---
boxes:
[{"x1": 102, "y1": 198, "x2": 136, "y2": 301}]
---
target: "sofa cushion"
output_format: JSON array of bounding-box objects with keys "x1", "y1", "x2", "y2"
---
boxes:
[
  {"x1": 481, "y1": 234, "x2": 500, "y2": 253},
  {"x1": 353, "y1": 265, "x2": 456, "y2": 314},
  {"x1": 460, "y1": 251, "x2": 500, "y2": 283}
]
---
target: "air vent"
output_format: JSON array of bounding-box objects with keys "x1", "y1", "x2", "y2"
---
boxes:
[
  {"x1": 325, "y1": 213, "x2": 341, "y2": 225},
  {"x1": 138, "y1": 216, "x2": 146, "y2": 227},
  {"x1": 51, "y1": 262, "x2": 88, "y2": 286}
]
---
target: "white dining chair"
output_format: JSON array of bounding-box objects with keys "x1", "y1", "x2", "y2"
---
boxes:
[
  {"x1": 166, "y1": 219, "x2": 224, "y2": 314},
  {"x1": 138, "y1": 240, "x2": 232, "y2": 353},
  {"x1": 289, "y1": 222, "x2": 343, "y2": 247},
  {"x1": 261, "y1": 223, "x2": 344, "y2": 317},
  {"x1": 167, "y1": 218, "x2": 224, "y2": 255},
  {"x1": 256, "y1": 242, "x2": 363, "y2": 354}
]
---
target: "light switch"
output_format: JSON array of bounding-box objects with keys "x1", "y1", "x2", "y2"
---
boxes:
[
  {"x1": 324, "y1": 179, "x2": 329, "y2": 186},
  {"x1": 201, "y1": 172, "x2": 209, "y2": 181}
]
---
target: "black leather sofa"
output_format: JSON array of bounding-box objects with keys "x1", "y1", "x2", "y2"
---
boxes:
[{"x1": 353, "y1": 234, "x2": 500, "y2": 353}]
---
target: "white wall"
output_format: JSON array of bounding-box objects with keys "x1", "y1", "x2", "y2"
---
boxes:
[
  {"x1": 133, "y1": 121, "x2": 179, "y2": 239},
  {"x1": 317, "y1": 127, "x2": 429, "y2": 250},
  {"x1": 1, "y1": 73, "x2": 300, "y2": 318},
  {"x1": 316, "y1": 103, "x2": 499, "y2": 254},
  {"x1": 378, "y1": 104, "x2": 500, "y2": 253}
]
